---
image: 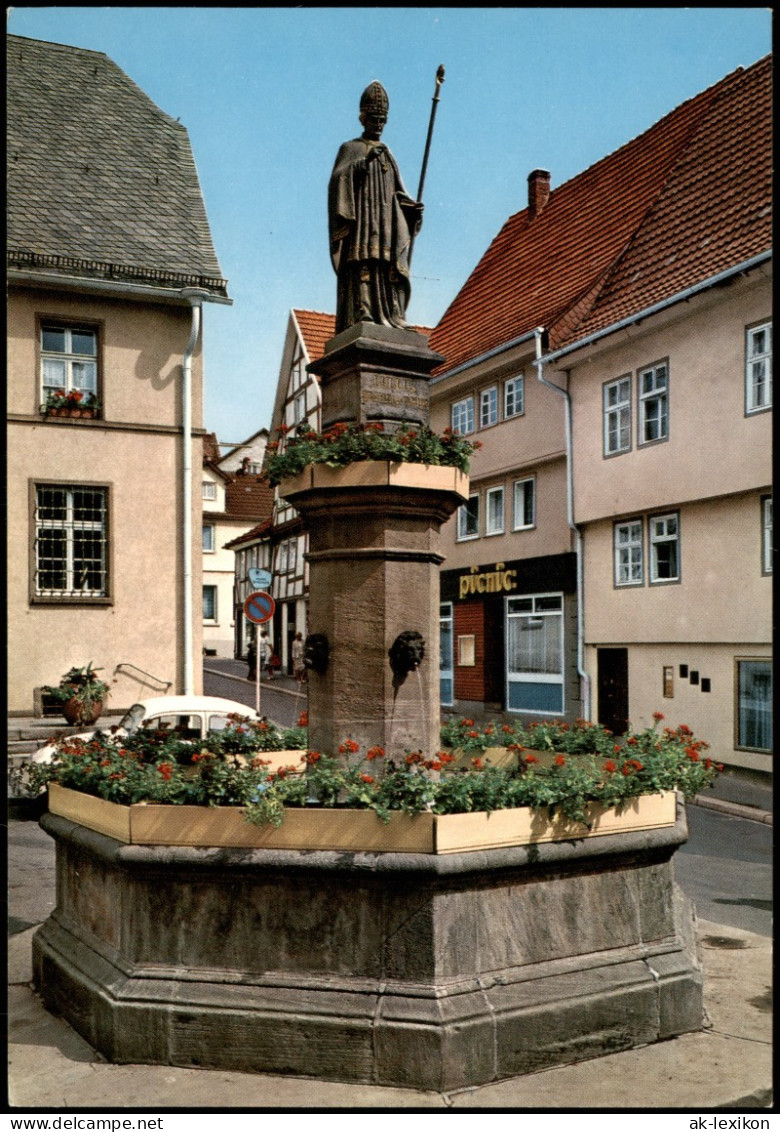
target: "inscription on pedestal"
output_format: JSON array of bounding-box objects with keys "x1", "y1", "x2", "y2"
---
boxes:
[{"x1": 361, "y1": 372, "x2": 430, "y2": 425}]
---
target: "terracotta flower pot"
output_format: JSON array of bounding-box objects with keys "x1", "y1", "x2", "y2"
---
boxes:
[{"x1": 62, "y1": 697, "x2": 104, "y2": 726}]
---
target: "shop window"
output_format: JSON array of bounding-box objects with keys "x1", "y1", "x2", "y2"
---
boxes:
[
  {"x1": 736, "y1": 659, "x2": 772, "y2": 751},
  {"x1": 506, "y1": 593, "x2": 563, "y2": 714}
]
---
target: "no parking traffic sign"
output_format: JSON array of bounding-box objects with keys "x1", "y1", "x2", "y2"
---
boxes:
[{"x1": 244, "y1": 590, "x2": 276, "y2": 624}]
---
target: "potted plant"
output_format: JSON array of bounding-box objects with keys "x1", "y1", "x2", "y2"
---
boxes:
[
  {"x1": 42, "y1": 389, "x2": 101, "y2": 419},
  {"x1": 42, "y1": 662, "x2": 111, "y2": 725}
]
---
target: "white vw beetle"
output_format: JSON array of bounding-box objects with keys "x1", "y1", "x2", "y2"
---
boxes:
[{"x1": 32, "y1": 695, "x2": 261, "y2": 765}]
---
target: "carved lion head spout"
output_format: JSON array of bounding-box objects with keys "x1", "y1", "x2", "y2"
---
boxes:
[
  {"x1": 304, "y1": 633, "x2": 330, "y2": 676},
  {"x1": 388, "y1": 630, "x2": 425, "y2": 684}
]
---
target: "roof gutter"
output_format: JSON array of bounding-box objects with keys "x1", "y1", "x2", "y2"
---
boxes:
[
  {"x1": 429, "y1": 328, "x2": 540, "y2": 385},
  {"x1": 7, "y1": 268, "x2": 232, "y2": 305},
  {"x1": 541, "y1": 251, "x2": 772, "y2": 365}
]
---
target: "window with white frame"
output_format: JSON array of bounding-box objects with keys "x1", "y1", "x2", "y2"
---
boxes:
[
  {"x1": 480, "y1": 386, "x2": 498, "y2": 428},
  {"x1": 41, "y1": 324, "x2": 98, "y2": 411},
  {"x1": 293, "y1": 390, "x2": 307, "y2": 424},
  {"x1": 456, "y1": 493, "x2": 480, "y2": 540},
  {"x1": 736, "y1": 659, "x2": 772, "y2": 751},
  {"x1": 762, "y1": 496, "x2": 772, "y2": 574},
  {"x1": 604, "y1": 376, "x2": 631, "y2": 455},
  {"x1": 451, "y1": 396, "x2": 474, "y2": 435},
  {"x1": 202, "y1": 481, "x2": 217, "y2": 501},
  {"x1": 485, "y1": 486, "x2": 505, "y2": 535},
  {"x1": 638, "y1": 361, "x2": 669, "y2": 445},
  {"x1": 202, "y1": 524, "x2": 215, "y2": 552},
  {"x1": 506, "y1": 594, "x2": 564, "y2": 714},
  {"x1": 649, "y1": 512, "x2": 679, "y2": 583},
  {"x1": 746, "y1": 322, "x2": 772, "y2": 413},
  {"x1": 34, "y1": 484, "x2": 108, "y2": 598},
  {"x1": 614, "y1": 520, "x2": 643, "y2": 586},
  {"x1": 504, "y1": 375, "x2": 524, "y2": 419},
  {"x1": 203, "y1": 585, "x2": 217, "y2": 622},
  {"x1": 513, "y1": 477, "x2": 535, "y2": 530}
]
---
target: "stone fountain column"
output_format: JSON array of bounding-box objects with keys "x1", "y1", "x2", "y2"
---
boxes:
[{"x1": 280, "y1": 322, "x2": 466, "y2": 761}]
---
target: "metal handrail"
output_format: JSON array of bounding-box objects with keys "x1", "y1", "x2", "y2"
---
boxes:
[{"x1": 113, "y1": 663, "x2": 172, "y2": 693}]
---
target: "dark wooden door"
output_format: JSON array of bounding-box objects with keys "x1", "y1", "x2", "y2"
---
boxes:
[{"x1": 597, "y1": 648, "x2": 629, "y2": 736}]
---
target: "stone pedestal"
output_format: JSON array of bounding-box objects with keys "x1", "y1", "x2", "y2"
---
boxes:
[
  {"x1": 280, "y1": 463, "x2": 466, "y2": 760},
  {"x1": 33, "y1": 806, "x2": 704, "y2": 1092},
  {"x1": 308, "y1": 322, "x2": 444, "y2": 432},
  {"x1": 288, "y1": 324, "x2": 459, "y2": 761}
]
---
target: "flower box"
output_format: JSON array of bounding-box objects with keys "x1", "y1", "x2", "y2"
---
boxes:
[
  {"x1": 279, "y1": 460, "x2": 469, "y2": 501},
  {"x1": 47, "y1": 782, "x2": 677, "y2": 854}
]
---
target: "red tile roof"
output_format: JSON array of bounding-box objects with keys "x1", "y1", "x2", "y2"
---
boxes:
[
  {"x1": 429, "y1": 57, "x2": 771, "y2": 372},
  {"x1": 223, "y1": 476, "x2": 274, "y2": 522},
  {"x1": 293, "y1": 309, "x2": 335, "y2": 367}
]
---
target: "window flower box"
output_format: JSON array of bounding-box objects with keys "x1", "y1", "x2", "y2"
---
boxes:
[{"x1": 47, "y1": 781, "x2": 677, "y2": 854}]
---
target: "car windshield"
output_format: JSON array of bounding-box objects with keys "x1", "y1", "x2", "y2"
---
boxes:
[{"x1": 118, "y1": 703, "x2": 146, "y2": 734}]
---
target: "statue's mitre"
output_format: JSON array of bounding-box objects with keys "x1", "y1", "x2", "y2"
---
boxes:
[{"x1": 360, "y1": 81, "x2": 389, "y2": 114}]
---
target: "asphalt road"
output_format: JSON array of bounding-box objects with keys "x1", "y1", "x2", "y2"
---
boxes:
[
  {"x1": 203, "y1": 658, "x2": 306, "y2": 729},
  {"x1": 675, "y1": 804, "x2": 772, "y2": 937}
]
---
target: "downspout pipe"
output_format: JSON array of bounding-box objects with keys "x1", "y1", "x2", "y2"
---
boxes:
[
  {"x1": 179, "y1": 288, "x2": 209, "y2": 696},
  {"x1": 533, "y1": 328, "x2": 592, "y2": 721}
]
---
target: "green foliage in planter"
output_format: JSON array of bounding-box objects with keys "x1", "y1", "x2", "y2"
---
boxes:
[
  {"x1": 264, "y1": 418, "x2": 480, "y2": 486},
  {"x1": 42, "y1": 662, "x2": 111, "y2": 707},
  {"x1": 27, "y1": 712, "x2": 722, "y2": 830}
]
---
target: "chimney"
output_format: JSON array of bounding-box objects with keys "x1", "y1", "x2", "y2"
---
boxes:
[{"x1": 528, "y1": 169, "x2": 551, "y2": 219}]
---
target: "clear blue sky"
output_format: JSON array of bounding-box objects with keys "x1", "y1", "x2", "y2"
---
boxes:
[{"x1": 7, "y1": 7, "x2": 772, "y2": 446}]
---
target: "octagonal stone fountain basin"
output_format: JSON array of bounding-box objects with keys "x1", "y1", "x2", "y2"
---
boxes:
[{"x1": 32, "y1": 792, "x2": 703, "y2": 1092}]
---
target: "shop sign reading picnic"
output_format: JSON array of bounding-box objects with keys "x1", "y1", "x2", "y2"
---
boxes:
[{"x1": 458, "y1": 562, "x2": 518, "y2": 600}]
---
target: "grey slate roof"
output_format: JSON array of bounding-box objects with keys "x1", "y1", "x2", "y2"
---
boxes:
[{"x1": 7, "y1": 35, "x2": 228, "y2": 299}]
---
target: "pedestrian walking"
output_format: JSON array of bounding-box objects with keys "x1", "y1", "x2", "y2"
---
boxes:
[
  {"x1": 292, "y1": 631, "x2": 306, "y2": 688},
  {"x1": 259, "y1": 630, "x2": 274, "y2": 681}
]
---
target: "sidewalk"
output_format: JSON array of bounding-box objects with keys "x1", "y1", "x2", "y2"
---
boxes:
[{"x1": 6, "y1": 815, "x2": 773, "y2": 1110}]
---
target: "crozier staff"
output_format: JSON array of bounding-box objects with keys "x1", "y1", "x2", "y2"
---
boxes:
[{"x1": 328, "y1": 81, "x2": 423, "y2": 333}]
